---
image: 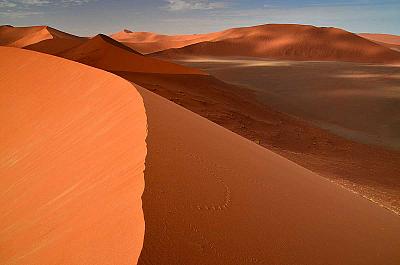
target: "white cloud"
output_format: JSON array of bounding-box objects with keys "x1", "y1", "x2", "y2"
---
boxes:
[
  {"x1": 165, "y1": 0, "x2": 226, "y2": 11},
  {"x1": 61, "y1": 0, "x2": 95, "y2": 7},
  {"x1": 0, "y1": 0, "x2": 17, "y2": 8},
  {"x1": 0, "y1": 10, "x2": 43, "y2": 17},
  {"x1": 20, "y1": 0, "x2": 50, "y2": 5},
  {"x1": 0, "y1": 0, "x2": 95, "y2": 10}
]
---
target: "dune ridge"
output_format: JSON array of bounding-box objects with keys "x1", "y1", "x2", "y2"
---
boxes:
[
  {"x1": 359, "y1": 33, "x2": 400, "y2": 46},
  {"x1": 0, "y1": 47, "x2": 147, "y2": 265},
  {"x1": 359, "y1": 33, "x2": 400, "y2": 51},
  {"x1": 111, "y1": 29, "x2": 220, "y2": 54},
  {"x1": 28, "y1": 33, "x2": 206, "y2": 75},
  {"x1": 151, "y1": 24, "x2": 400, "y2": 63},
  {"x1": 136, "y1": 85, "x2": 400, "y2": 264},
  {"x1": 0, "y1": 25, "x2": 82, "y2": 48},
  {"x1": 0, "y1": 26, "x2": 203, "y2": 75}
]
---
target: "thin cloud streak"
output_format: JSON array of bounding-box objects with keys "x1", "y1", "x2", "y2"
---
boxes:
[{"x1": 164, "y1": 0, "x2": 226, "y2": 11}]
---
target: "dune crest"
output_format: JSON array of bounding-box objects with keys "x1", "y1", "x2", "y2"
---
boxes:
[
  {"x1": 110, "y1": 29, "x2": 220, "y2": 54},
  {"x1": 0, "y1": 25, "x2": 81, "y2": 48},
  {"x1": 55, "y1": 33, "x2": 206, "y2": 75},
  {"x1": 359, "y1": 33, "x2": 400, "y2": 45},
  {"x1": 151, "y1": 24, "x2": 400, "y2": 63},
  {"x1": 359, "y1": 33, "x2": 400, "y2": 51},
  {"x1": 0, "y1": 47, "x2": 147, "y2": 265}
]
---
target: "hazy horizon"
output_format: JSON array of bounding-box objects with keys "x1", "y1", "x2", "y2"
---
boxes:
[{"x1": 0, "y1": 0, "x2": 399, "y2": 36}]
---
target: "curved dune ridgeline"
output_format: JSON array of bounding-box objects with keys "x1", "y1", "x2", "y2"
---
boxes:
[
  {"x1": 0, "y1": 25, "x2": 84, "y2": 49},
  {"x1": 358, "y1": 33, "x2": 400, "y2": 51},
  {"x1": 110, "y1": 29, "x2": 222, "y2": 54},
  {"x1": 0, "y1": 47, "x2": 147, "y2": 265},
  {"x1": 152, "y1": 24, "x2": 400, "y2": 63},
  {"x1": 57, "y1": 34, "x2": 205, "y2": 75}
]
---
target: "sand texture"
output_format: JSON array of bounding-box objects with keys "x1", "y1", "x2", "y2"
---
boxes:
[
  {"x1": 0, "y1": 47, "x2": 147, "y2": 265},
  {"x1": 137, "y1": 85, "x2": 400, "y2": 265}
]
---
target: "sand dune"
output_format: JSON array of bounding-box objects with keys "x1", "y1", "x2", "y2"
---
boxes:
[
  {"x1": 0, "y1": 47, "x2": 147, "y2": 265},
  {"x1": 111, "y1": 29, "x2": 220, "y2": 54},
  {"x1": 54, "y1": 34, "x2": 205, "y2": 75},
  {"x1": 2, "y1": 24, "x2": 400, "y2": 265},
  {"x1": 359, "y1": 33, "x2": 400, "y2": 46},
  {"x1": 359, "y1": 33, "x2": 400, "y2": 52},
  {"x1": 152, "y1": 24, "x2": 400, "y2": 63},
  {"x1": 0, "y1": 25, "x2": 83, "y2": 49},
  {"x1": 174, "y1": 58, "x2": 400, "y2": 213},
  {"x1": 136, "y1": 85, "x2": 400, "y2": 264},
  {"x1": 24, "y1": 37, "x2": 86, "y2": 56}
]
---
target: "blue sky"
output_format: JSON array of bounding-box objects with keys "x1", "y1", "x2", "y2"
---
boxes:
[{"x1": 0, "y1": 0, "x2": 399, "y2": 36}]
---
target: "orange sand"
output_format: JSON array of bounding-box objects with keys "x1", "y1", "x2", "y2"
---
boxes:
[
  {"x1": 53, "y1": 34, "x2": 205, "y2": 75},
  {"x1": 110, "y1": 29, "x2": 221, "y2": 54},
  {"x1": 359, "y1": 33, "x2": 400, "y2": 46},
  {"x1": 359, "y1": 33, "x2": 400, "y2": 51},
  {"x1": 152, "y1": 24, "x2": 400, "y2": 63},
  {"x1": 0, "y1": 47, "x2": 147, "y2": 265},
  {"x1": 137, "y1": 85, "x2": 400, "y2": 264},
  {"x1": 0, "y1": 25, "x2": 83, "y2": 49}
]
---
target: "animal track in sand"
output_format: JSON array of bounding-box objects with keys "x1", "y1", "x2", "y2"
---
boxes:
[{"x1": 183, "y1": 152, "x2": 232, "y2": 212}]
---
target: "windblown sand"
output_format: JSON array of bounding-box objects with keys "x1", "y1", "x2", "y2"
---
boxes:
[{"x1": 0, "y1": 47, "x2": 147, "y2": 265}]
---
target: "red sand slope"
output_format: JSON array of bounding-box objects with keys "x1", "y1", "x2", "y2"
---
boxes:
[
  {"x1": 24, "y1": 37, "x2": 86, "y2": 56},
  {"x1": 136, "y1": 85, "x2": 400, "y2": 264},
  {"x1": 359, "y1": 33, "x2": 400, "y2": 51},
  {"x1": 152, "y1": 24, "x2": 400, "y2": 63},
  {"x1": 57, "y1": 34, "x2": 206, "y2": 75},
  {"x1": 359, "y1": 33, "x2": 400, "y2": 46},
  {"x1": 0, "y1": 47, "x2": 147, "y2": 265},
  {"x1": 0, "y1": 25, "x2": 83, "y2": 49},
  {"x1": 111, "y1": 29, "x2": 219, "y2": 54}
]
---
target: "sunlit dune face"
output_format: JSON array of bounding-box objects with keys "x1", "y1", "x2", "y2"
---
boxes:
[{"x1": 0, "y1": 47, "x2": 147, "y2": 265}]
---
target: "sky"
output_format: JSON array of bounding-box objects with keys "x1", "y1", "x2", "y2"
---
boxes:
[{"x1": 0, "y1": 0, "x2": 399, "y2": 36}]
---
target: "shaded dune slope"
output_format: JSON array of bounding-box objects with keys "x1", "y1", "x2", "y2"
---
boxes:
[
  {"x1": 136, "y1": 85, "x2": 400, "y2": 265},
  {"x1": 54, "y1": 34, "x2": 205, "y2": 75},
  {"x1": 0, "y1": 47, "x2": 147, "y2": 265},
  {"x1": 24, "y1": 37, "x2": 86, "y2": 56},
  {"x1": 152, "y1": 24, "x2": 400, "y2": 63}
]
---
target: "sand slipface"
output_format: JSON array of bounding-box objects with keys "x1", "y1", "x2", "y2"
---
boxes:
[
  {"x1": 136, "y1": 85, "x2": 400, "y2": 265},
  {"x1": 57, "y1": 34, "x2": 206, "y2": 75},
  {"x1": 0, "y1": 47, "x2": 147, "y2": 265}
]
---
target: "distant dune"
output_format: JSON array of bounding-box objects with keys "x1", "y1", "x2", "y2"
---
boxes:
[
  {"x1": 111, "y1": 29, "x2": 219, "y2": 54},
  {"x1": 0, "y1": 25, "x2": 84, "y2": 52},
  {"x1": 359, "y1": 33, "x2": 400, "y2": 46},
  {"x1": 136, "y1": 85, "x2": 400, "y2": 264},
  {"x1": 42, "y1": 33, "x2": 205, "y2": 75},
  {"x1": 0, "y1": 25, "x2": 203, "y2": 75},
  {"x1": 359, "y1": 33, "x2": 400, "y2": 52},
  {"x1": 0, "y1": 47, "x2": 147, "y2": 265},
  {"x1": 152, "y1": 24, "x2": 400, "y2": 63}
]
